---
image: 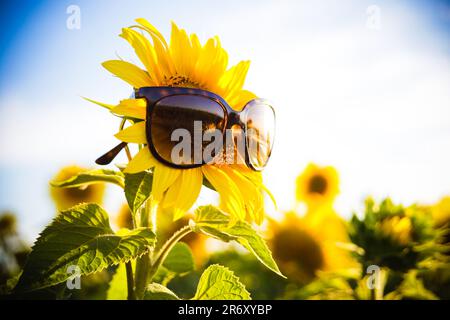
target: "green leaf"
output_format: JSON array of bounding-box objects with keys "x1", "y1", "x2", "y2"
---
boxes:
[
  {"x1": 163, "y1": 242, "x2": 195, "y2": 274},
  {"x1": 144, "y1": 283, "x2": 180, "y2": 300},
  {"x1": 124, "y1": 171, "x2": 153, "y2": 214},
  {"x1": 106, "y1": 263, "x2": 128, "y2": 300},
  {"x1": 14, "y1": 203, "x2": 155, "y2": 292},
  {"x1": 191, "y1": 205, "x2": 284, "y2": 278},
  {"x1": 193, "y1": 264, "x2": 250, "y2": 300},
  {"x1": 50, "y1": 169, "x2": 125, "y2": 188}
]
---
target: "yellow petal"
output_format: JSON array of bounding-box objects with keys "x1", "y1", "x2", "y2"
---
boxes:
[
  {"x1": 221, "y1": 166, "x2": 264, "y2": 224},
  {"x1": 102, "y1": 60, "x2": 153, "y2": 88},
  {"x1": 111, "y1": 99, "x2": 146, "y2": 120},
  {"x1": 195, "y1": 37, "x2": 228, "y2": 89},
  {"x1": 230, "y1": 90, "x2": 257, "y2": 111},
  {"x1": 124, "y1": 147, "x2": 156, "y2": 173},
  {"x1": 219, "y1": 60, "x2": 250, "y2": 102},
  {"x1": 134, "y1": 18, "x2": 175, "y2": 77},
  {"x1": 202, "y1": 165, "x2": 245, "y2": 221},
  {"x1": 190, "y1": 34, "x2": 201, "y2": 63},
  {"x1": 230, "y1": 164, "x2": 276, "y2": 209},
  {"x1": 163, "y1": 168, "x2": 203, "y2": 220},
  {"x1": 135, "y1": 18, "x2": 169, "y2": 49},
  {"x1": 152, "y1": 164, "x2": 181, "y2": 202},
  {"x1": 170, "y1": 21, "x2": 194, "y2": 78},
  {"x1": 120, "y1": 28, "x2": 163, "y2": 85},
  {"x1": 230, "y1": 164, "x2": 263, "y2": 185},
  {"x1": 161, "y1": 173, "x2": 182, "y2": 209},
  {"x1": 115, "y1": 122, "x2": 147, "y2": 144}
]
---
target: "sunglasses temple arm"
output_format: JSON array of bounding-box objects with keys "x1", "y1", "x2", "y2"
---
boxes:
[{"x1": 95, "y1": 142, "x2": 128, "y2": 165}]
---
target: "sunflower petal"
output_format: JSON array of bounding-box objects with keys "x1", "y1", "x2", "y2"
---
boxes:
[
  {"x1": 115, "y1": 122, "x2": 147, "y2": 144},
  {"x1": 230, "y1": 164, "x2": 276, "y2": 210},
  {"x1": 170, "y1": 21, "x2": 194, "y2": 78},
  {"x1": 152, "y1": 164, "x2": 181, "y2": 202},
  {"x1": 124, "y1": 147, "x2": 156, "y2": 173},
  {"x1": 230, "y1": 90, "x2": 257, "y2": 111},
  {"x1": 102, "y1": 60, "x2": 153, "y2": 88},
  {"x1": 135, "y1": 18, "x2": 169, "y2": 49},
  {"x1": 161, "y1": 173, "x2": 182, "y2": 209},
  {"x1": 195, "y1": 37, "x2": 228, "y2": 90},
  {"x1": 111, "y1": 99, "x2": 146, "y2": 120},
  {"x1": 134, "y1": 18, "x2": 175, "y2": 76},
  {"x1": 173, "y1": 168, "x2": 202, "y2": 220},
  {"x1": 190, "y1": 34, "x2": 201, "y2": 62},
  {"x1": 163, "y1": 168, "x2": 203, "y2": 220},
  {"x1": 202, "y1": 166, "x2": 245, "y2": 221},
  {"x1": 221, "y1": 166, "x2": 264, "y2": 224},
  {"x1": 120, "y1": 28, "x2": 163, "y2": 84},
  {"x1": 219, "y1": 60, "x2": 250, "y2": 102}
]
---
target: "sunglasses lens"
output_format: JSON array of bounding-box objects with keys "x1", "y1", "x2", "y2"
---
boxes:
[
  {"x1": 150, "y1": 95, "x2": 226, "y2": 166},
  {"x1": 243, "y1": 101, "x2": 275, "y2": 170}
]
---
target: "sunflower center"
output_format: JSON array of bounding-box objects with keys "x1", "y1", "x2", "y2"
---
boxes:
[
  {"x1": 65, "y1": 186, "x2": 95, "y2": 202},
  {"x1": 164, "y1": 74, "x2": 201, "y2": 89},
  {"x1": 273, "y1": 227, "x2": 325, "y2": 277},
  {"x1": 308, "y1": 174, "x2": 328, "y2": 195}
]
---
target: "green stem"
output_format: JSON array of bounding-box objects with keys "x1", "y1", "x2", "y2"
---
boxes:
[
  {"x1": 134, "y1": 197, "x2": 158, "y2": 299},
  {"x1": 125, "y1": 262, "x2": 135, "y2": 300},
  {"x1": 122, "y1": 126, "x2": 137, "y2": 300},
  {"x1": 134, "y1": 254, "x2": 150, "y2": 299},
  {"x1": 146, "y1": 225, "x2": 192, "y2": 283}
]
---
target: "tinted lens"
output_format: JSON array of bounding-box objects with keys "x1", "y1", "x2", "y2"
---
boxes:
[
  {"x1": 150, "y1": 95, "x2": 226, "y2": 166},
  {"x1": 243, "y1": 100, "x2": 275, "y2": 170}
]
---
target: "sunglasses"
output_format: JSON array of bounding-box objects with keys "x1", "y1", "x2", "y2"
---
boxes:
[{"x1": 96, "y1": 87, "x2": 275, "y2": 171}]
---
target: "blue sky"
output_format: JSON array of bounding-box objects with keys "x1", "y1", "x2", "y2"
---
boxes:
[{"x1": 0, "y1": 0, "x2": 449, "y2": 242}]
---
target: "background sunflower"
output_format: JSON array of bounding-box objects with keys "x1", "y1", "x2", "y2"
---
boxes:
[
  {"x1": 269, "y1": 165, "x2": 356, "y2": 283},
  {"x1": 49, "y1": 165, "x2": 106, "y2": 211},
  {"x1": 296, "y1": 163, "x2": 339, "y2": 211}
]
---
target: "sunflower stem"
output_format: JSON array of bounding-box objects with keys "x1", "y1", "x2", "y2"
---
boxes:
[
  {"x1": 147, "y1": 225, "x2": 192, "y2": 283},
  {"x1": 134, "y1": 254, "x2": 150, "y2": 299},
  {"x1": 134, "y1": 197, "x2": 158, "y2": 299},
  {"x1": 125, "y1": 262, "x2": 136, "y2": 300}
]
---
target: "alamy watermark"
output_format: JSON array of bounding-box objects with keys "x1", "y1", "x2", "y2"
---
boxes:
[
  {"x1": 66, "y1": 5, "x2": 81, "y2": 30},
  {"x1": 366, "y1": 264, "x2": 381, "y2": 290},
  {"x1": 366, "y1": 5, "x2": 381, "y2": 30},
  {"x1": 66, "y1": 265, "x2": 81, "y2": 290}
]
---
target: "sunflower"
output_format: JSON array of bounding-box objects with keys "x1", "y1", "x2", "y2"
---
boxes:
[
  {"x1": 378, "y1": 215, "x2": 412, "y2": 246},
  {"x1": 431, "y1": 196, "x2": 450, "y2": 228},
  {"x1": 0, "y1": 212, "x2": 17, "y2": 235},
  {"x1": 50, "y1": 165, "x2": 106, "y2": 211},
  {"x1": 296, "y1": 163, "x2": 339, "y2": 209},
  {"x1": 116, "y1": 203, "x2": 134, "y2": 230},
  {"x1": 269, "y1": 210, "x2": 356, "y2": 283},
  {"x1": 94, "y1": 19, "x2": 268, "y2": 223}
]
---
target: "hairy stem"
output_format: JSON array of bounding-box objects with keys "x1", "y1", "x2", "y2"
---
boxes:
[
  {"x1": 121, "y1": 118, "x2": 137, "y2": 300},
  {"x1": 134, "y1": 254, "x2": 150, "y2": 299},
  {"x1": 134, "y1": 197, "x2": 158, "y2": 299},
  {"x1": 125, "y1": 262, "x2": 135, "y2": 300},
  {"x1": 147, "y1": 225, "x2": 192, "y2": 283}
]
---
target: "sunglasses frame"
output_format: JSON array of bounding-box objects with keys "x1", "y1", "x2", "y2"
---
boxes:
[{"x1": 135, "y1": 86, "x2": 275, "y2": 171}]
